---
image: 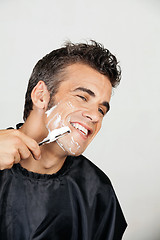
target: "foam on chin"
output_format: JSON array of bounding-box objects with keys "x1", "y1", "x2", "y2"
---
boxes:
[{"x1": 56, "y1": 135, "x2": 81, "y2": 155}]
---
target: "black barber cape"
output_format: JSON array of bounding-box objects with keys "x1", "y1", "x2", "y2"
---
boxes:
[{"x1": 0, "y1": 155, "x2": 127, "y2": 240}]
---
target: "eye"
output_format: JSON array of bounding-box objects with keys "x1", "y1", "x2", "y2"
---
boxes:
[
  {"x1": 77, "y1": 95, "x2": 87, "y2": 101},
  {"x1": 98, "y1": 108, "x2": 105, "y2": 116}
]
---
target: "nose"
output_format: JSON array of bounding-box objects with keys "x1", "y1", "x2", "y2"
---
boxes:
[{"x1": 82, "y1": 108, "x2": 100, "y2": 123}]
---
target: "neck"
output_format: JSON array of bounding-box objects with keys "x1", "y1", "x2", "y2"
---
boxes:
[
  {"x1": 19, "y1": 111, "x2": 68, "y2": 175},
  {"x1": 20, "y1": 147, "x2": 67, "y2": 175}
]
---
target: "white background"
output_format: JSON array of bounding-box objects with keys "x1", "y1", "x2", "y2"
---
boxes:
[{"x1": 0, "y1": 0, "x2": 160, "y2": 239}]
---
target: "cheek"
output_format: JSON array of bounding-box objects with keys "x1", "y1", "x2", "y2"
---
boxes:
[
  {"x1": 46, "y1": 113, "x2": 63, "y2": 132},
  {"x1": 45, "y1": 100, "x2": 78, "y2": 132},
  {"x1": 97, "y1": 122, "x2": 102, "y2": 133},
  {"x1": 91, "y1": 121, "x2": 102, "y2": 139}
]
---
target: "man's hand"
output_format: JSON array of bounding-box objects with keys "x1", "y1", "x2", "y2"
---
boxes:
[{"x1": 0, "y1": 129, "x2": 41, "y2": 170}]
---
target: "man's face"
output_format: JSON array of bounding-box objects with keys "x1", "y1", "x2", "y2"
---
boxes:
[{"x1": 45, "y1": 63, "x2": 112, "y2": 156}]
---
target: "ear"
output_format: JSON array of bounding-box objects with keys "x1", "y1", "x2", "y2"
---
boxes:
[{"x1": 31, "y1": 81, "x2": 50, "y2": 110}]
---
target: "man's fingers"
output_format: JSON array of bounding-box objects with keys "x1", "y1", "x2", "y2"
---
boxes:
[
  {"x1": 15, "y1": 130, "x2": 41, "y2": 160},
  {"x1": 0, "y1": 129, "x2": 41, "y2": 170},
  {"x1": 12, "y1": 149, "x2": 21, "y2": 164},
  {"x1": 16, "y1": 144, "x2": 31, "y2": 161},
  {"x1": 0, "y1": 151, "x2": 20, "y2": 170}
]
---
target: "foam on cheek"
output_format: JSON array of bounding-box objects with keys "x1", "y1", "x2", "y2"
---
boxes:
[
  {"x1": 66, "y1": 101, "x2": 75, "y2": 109},
  {"x1": 63, "y1": 103, "x2": 81, "y2": 155},
  {"x1": 46, "y1": 113, "x2": 62, "y2": 132},
  {"x1": 45, "y1": 105, "x2": 63, "y2": 133},
  {"x1": 45, "y1": 101, "x2": 81, "y2": 155},
  {"x1": 45, "y1": 105, "x2": 57, "y2": 118}
]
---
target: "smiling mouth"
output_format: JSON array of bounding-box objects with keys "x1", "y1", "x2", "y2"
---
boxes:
[{"x1": 70, "y1": 122, "x2": 91, "y2": 137}]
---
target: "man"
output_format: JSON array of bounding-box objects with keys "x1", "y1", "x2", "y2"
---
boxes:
[{"x1": 0, "y1": 41, "x2": 127, "y2": 239}]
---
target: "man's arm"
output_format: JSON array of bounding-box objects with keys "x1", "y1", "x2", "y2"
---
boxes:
[{"x1": 0, "y1": 129, "x2": 41, "y2": 170}]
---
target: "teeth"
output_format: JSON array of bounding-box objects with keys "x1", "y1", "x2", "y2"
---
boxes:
[{"x1": 71, "y1": 123, "x2": 88, "y2": 135}]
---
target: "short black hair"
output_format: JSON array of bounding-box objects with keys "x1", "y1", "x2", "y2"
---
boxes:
[{"x1": 23, "y1": 40, "x2": 121, "y2": 121}]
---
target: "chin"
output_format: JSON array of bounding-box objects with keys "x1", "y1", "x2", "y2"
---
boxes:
[
  {"x1": 65, "y1": 146, "x2": 85, "y2": 156},
  {"x1": 67, "y1": 149, "x2": 84, "y2": 157},
  {"x1": 56, "y1": 138, "x2": 86, "y2": 156}
]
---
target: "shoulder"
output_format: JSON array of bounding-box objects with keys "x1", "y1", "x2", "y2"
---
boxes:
[
  {"x1": 68, "y1": 155, "x2": 127, "y2": 233},
  {"x1": 68, "y1": 155, "x2": 113, "y2": 190},
  {"x1": 67, "y1": 155, "x2": 123, "y2": 217}
]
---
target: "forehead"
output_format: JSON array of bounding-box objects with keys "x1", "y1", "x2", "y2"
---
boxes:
[{"x1": 59, "y1": 63, "x2": 112, "y2": 99}]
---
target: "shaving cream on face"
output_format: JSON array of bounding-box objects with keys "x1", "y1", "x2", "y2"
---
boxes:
[
  {"x1": 45, "y1": 105, "x2": 63, "y2": 133},
  {"x1": 45, "y1": 105, "x2": 57, "y2": 118},
  {"x1": 45, "y1": 101, "x2": 82, "y2": 155},
  {"x1": 56, "y1": 133, "x2": 81, "y2": 155},
  {"x1": 55, "y1": 124, "x2": 81, "y2": 155},
  {"x1": 68, "y1": 137, "x2": 80, "y2": 155},
  {"x1": 46, "y1": 113, "x2": 62, "y2": 132},
  {"x1": 66, "y1": 101, "x2": 75, "y2": 109}
]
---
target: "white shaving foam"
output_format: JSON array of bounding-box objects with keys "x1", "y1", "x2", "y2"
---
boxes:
[
  {"x1": 67, "y1": 101, "x2": 75, "y2": 109},
  {"x1": 45, "y1": 105, "x2": 57, "y2": 117},
  {"x1": 46, "y1": 113, "x2": 62, "y2": 131},
  {"x1": 45, "y1": 100, "x2": 81, "y2": 155}
]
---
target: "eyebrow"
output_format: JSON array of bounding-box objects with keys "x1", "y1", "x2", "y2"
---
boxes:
[
  {"x1": 73, "y1": 87, "x2": 110, "y2": 112},
  {"x1": 74, "y1": 87, "x2": 95, "y2": 97}
]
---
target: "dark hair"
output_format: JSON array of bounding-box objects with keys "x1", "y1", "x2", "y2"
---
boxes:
[{"x1": 23, "y1": 40, "x2": 121, "y2": 121}]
